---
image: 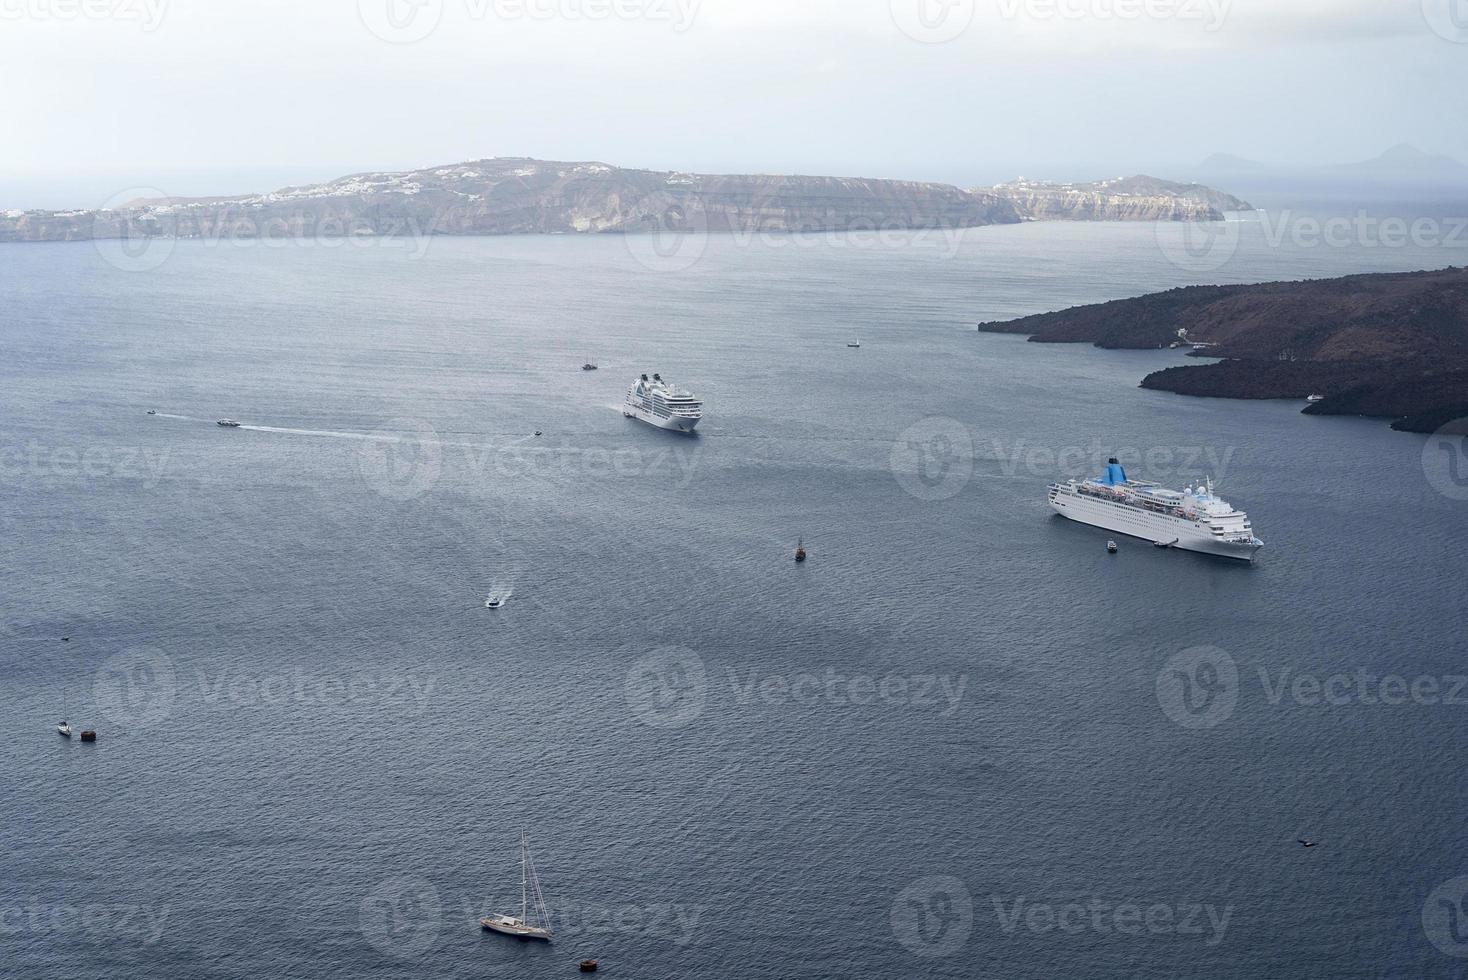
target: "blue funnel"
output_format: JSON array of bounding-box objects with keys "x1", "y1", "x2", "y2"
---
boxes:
[{"x1": 1098, "y1": 457, "x2": 1127, "y2": 486}]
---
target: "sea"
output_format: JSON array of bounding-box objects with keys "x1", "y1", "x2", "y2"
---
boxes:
[{"x1": 3, "y1": 204, "x2": 1468, "y2": 979}]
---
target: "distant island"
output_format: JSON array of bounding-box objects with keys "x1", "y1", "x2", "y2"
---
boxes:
[
  {"x1": 0, "y1": 158, "x2": 1250, "y2": 243},
  {"x1": 978, "y1": 267, "x2": 1468, "y2": 434}
]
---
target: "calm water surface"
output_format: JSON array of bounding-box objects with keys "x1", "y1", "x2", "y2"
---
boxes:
[{"x1": 3, "y1": 216, "x2": 1467, "y2": 979}]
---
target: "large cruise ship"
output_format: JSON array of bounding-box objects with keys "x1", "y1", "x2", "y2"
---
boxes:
[
  {"x1": 623, "y1": 373, "x2": 703, "y2": 433},
  {"x1": 1048, "y1": 459, "x2": 1264, "y2": 561}
]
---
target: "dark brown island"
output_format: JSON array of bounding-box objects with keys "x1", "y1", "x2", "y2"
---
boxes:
[{"x1": 978, "y1": 266, "x2": 1468, "y2": 433}]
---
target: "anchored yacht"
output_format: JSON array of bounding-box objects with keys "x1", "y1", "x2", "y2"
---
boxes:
[
  {"x1": 623, "y1": 373, "x2": 703, "y2": 433},
  {"x1": 1048, "y1": 458, "x2": 1264, "y2": 561}
]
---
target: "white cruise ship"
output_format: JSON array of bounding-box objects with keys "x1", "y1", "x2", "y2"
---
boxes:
[
  {"x1": 1048, "y1": 459, "x2": 1264, "y2": 561},
  {"x1": 623, "y1": 373, "x2": 703, "y2": 433}
]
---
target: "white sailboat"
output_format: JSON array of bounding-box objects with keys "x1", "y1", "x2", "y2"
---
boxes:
[{"x1": 480, "y1": 832, "x2": 553, "y2": 941}]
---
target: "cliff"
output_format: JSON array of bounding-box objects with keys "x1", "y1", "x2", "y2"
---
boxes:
[
  {"x1": 0, "y1": 158, "x2": 1022, "y2": 242},
  {"x1": 977, "y1": 267, "x2": 1468, "y2": 433},
  {"x1": 0, "y1": 160, "x2": 1251, "y2": 243},
  {"x1": 980, "y1": 175, "x2": 1253, "y2": 222}
]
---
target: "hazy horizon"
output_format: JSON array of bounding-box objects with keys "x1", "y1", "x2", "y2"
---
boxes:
[{"x1": 3, "y1": 0, "x2": 1467, "y2": 209}]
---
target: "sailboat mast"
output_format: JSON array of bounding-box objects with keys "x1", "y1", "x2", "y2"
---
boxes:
[{"x1": 520, "y1": 832, "x2": 529, "y2": 922}]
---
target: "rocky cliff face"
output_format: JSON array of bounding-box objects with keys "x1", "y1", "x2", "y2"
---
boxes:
[
  {"x1": 0, "y1": 160, "x2": 1255, "y2": 243},
  {"x1": 977, "y1": 266, "x2": 1468, "y2": 433},
  {"x1": 981, "y1": 175, "x2": 1252, "y2": 222},
  {"x1": 0, "y1": 158, "x2": 1023, "y2": 243}
]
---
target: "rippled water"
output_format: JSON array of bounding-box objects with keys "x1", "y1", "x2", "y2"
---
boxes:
[{"x1": 3, "y1": 217, "x2": 1467, "y2": 979}]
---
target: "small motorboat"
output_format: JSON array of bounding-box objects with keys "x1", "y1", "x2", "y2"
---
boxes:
[
  {"x1": 217, "y1": 419, "x2": 241, "y2": 427},
  {"x1": 795, "y1": 538, "x2": 807, "y2": 563},
  {"x1": 485, "y1": 596, "x2": 505, "y2": 609},
  {"x1": 1306, "y1": 394, "x2": 1325, "y2": 403},
  {"x1": 1107, "y1": 540, "x2": 1118, "y2": 553},
  {"x1": 146, "y1": 410, "x2": 157, "y2": 415},
  {"x1": 582, "y1": 363, "x2": 598, "y2": 371},
  {"x1": 580, "y1": 961, "x2": 599, "y2": 973},
  {"x1": 847, "y1": 341, "x2": 861, "y2": 348},
  {"x1": 534, "y1": 430, "x2": 543, "y2": 437},
  {"x1": 79, "y1": 730, "x2": 97, "y2": 742},
  {"x1": 57, "y1": 721, "x2": 73, "y2": 738}
]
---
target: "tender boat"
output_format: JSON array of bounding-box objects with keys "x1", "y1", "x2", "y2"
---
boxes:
[
  {"x1": 1306, "y1": 394, "x2": 1325, "y2": 403},
  {"x1": 146, "y1": 410, "x2": 156, "y2": 415},
  {"x1": 217, "y1": 419, "x2": 241, "y2": 427},
  {"x1": 480, "y1": 833, "x2": 554, "y2": 942},
  {"x1": 847, "y1": 341, "x2": 861, "y2": 348},
  {"x1": 795, "y1": 538, "x2": 807, "y2": 563},
  {"x1": 485, "y1": 596, "x2": 505, "y2": 609},
  {"x1": 1107, "y1": 541, "x2": 1118, "y2": 553},
  {"x1": 582, "y1": 364, "x2": 598, "y2": 371},
  {"x1": 57, "y1": 721, "x2": 73, "y2": 737}
]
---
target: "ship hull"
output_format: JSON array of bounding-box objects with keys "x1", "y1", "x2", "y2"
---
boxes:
[
  {"x1": 622, "y1": 404, "x2": 701, "y2": 433},
  {"x1": 1049, "y1": 489, "x2": 1263, "y2": 561}
]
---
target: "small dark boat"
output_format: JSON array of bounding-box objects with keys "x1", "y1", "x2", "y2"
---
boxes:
[
  {"x1": 795, "y1": 538, "x2": 807, "y2": 563},
  {"x1": 217, "y1": 419, "x2": 241, "y2": 428},
  {"x1": 79, "y1": 730, "x2": 97, "y2": 742},
  {"x1": 580, "y1": 961, "x2": 599, "y2": 973},
  {"x1": 582, "y1": 364, "x2": 598, "y2": 371},
  {"x1": 1107, "y1": 540, "x2": 1118, "y2": 553},
  {"x1": 146, "y1": 410, "x2": 156, "y2": 415}
]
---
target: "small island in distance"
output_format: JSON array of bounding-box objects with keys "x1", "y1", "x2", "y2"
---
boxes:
[{"x1": 978, "y1": 266, "x2": 1468, "y2": 434}]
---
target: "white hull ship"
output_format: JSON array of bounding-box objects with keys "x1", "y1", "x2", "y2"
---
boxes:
[
  {"x1": 1048, "y1": 458, "x2": 1264, "y2": 561},
  {"x1": 623, "y1": 373, "x2": 702, "y2": 433},
  {"x1": 480, "y1": 833, "x2": 553, "y2": 942}
]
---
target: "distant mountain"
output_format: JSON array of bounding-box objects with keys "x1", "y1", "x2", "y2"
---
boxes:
[
  {"x1": 978, "y1": 175, "x2": 1251, "y2": 221},
  {"x1": 1194, "y1": 145, "x2": 1468, "y2": 200},
  {"x1": 0, "y1": 158, "x2": 1250, "y2": 244},
  {"x1": 1332, "y1": 143, "x2": 1468, "y2": 182},
  {"x1": 977, "y1": 266, "x2": 1468, "y2": 433}
]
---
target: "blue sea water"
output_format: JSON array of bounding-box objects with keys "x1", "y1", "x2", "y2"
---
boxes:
[{"x1": 3, "y1": 213, "x2": 1468, "y2": 979}]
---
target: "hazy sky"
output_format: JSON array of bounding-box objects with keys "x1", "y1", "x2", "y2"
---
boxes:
[{"x1": 2, "y1": 0, "x2": 1466, "y2": 207}]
